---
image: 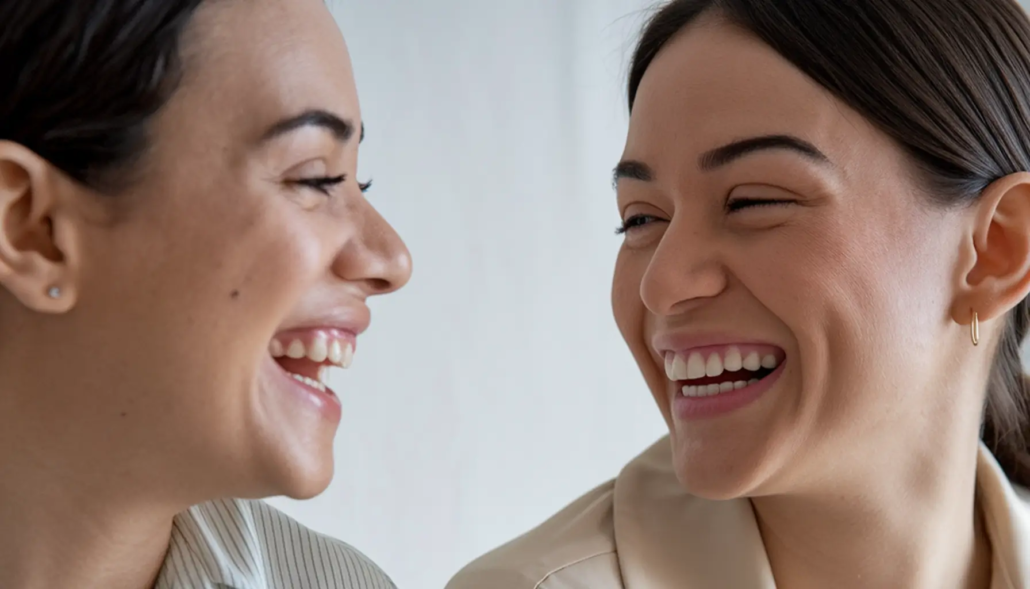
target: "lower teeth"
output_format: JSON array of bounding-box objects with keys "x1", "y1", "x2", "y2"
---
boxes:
[
  {"x1": 682, "y1": 378, "x2": 759, "y2": 398},
  {"x1": 290, "y1": 373, "x2": 326, "y2": 392}
]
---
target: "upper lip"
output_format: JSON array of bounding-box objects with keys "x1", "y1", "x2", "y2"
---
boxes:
[
  {"x1": 652, "y1": 331, "x2": 781, "y2": 355},
  {"x1": 273, "y1": 304, "x2": 371, "y2": 338}
]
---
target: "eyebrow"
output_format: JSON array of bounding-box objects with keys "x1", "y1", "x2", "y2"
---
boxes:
[
  {"x1": 613, "y1": 134, "x2": 830, "y2": 185},
  {"x1": 700, "y1": 134, "x2": 829, "y2": 170},
  {"x1": 260, "y1": 109, "x2": 364, "y2": 144}
]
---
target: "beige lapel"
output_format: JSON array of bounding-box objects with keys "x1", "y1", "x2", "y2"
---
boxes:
[
  {"x1": 977, "y1": 445, "x2": 1030, "y2": 589},
  {"x1": 612, "y1": 437, "x2": 777, "y2": 588}
]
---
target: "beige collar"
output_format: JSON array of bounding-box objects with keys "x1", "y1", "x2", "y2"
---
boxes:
[{"x1": 612, "y1": 437, "x2": 1030, "y2": 588}]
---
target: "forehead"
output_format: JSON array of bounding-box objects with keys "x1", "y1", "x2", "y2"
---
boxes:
[
  {"x1": 156, "y1": 0, "x2": 359, "y2": 150},
  {"x1": 626, "y1": 17, "x2": 881, "y2": 171}
]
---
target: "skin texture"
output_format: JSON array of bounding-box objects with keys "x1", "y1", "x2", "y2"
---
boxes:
[
  {"x1": 0, "y1": 0, "x2": 410, "y2": 588},
  {"x1": 612, "y1": 16, "x2": 1030, "y2": 589}
]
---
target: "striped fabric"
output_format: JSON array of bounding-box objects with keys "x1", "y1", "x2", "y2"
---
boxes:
[{"x1": 154, "y1": 498, "x2": 396, "y2": 589}]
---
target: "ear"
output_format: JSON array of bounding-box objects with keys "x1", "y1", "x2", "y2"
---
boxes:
[
  {"x1": 952, "y1": 172, "x2": 1030, "y2": 330},
  {"x1": 0, "y1": 141, "x2": 78, "y2": 313}
]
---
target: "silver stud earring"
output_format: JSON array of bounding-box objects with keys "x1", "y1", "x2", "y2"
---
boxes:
[{"x1": 47, "y1": 287, "x2": 61, "y2": 299}]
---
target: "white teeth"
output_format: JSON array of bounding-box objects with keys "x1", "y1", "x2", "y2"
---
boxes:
[
  {"x1": 667, "y1": 346, "x2": 782, "y2": 388},
  {"x1": 317, "y1": 366, "x2": 328, "y2": 384},
  {"x1": 719, "y1": 381, "x2": 734, "y2": 393},
  {"x1": 308, "y1": 335, "x2": 329, "y2": 363},
  {"x1": 286, "y1": 340, "x2": 306, "y2": 359},
  {"x1": 748, "y1": 378, "x2": 759, "y2": 385},
  {"x1": 341, "y1": 343, "x2": 354, "y2": 369},
  {"x1": 329, "y1": 340, "x2": 343, "y2": 365},
  {"x1": 686, "y1": 353, "x2": 707, "y2": 380},
  {"x1": 290, "y1": 373, "x2": 326, "y2": 393},
  {"x1": 705, "y1": 354, "x2": 724, "y2": 378},
  {"x1": 724, "y1": 347, "x2": 743, "y2": 372},
  {"x1": 670, "y1": 354, "x2": 688, "y2": 380},
  {"x1": 743, "y1": 352, "x2": 761, "y2": 371},
  {"x1": 682, "y1": 385, "x2": 699, "y2": 397},
  {"x1": 706, "y1": 384, "x2": 721, "y2": 396},
  {"x1": 270, "y1": 339, "x2": 285, "y2": 358}
]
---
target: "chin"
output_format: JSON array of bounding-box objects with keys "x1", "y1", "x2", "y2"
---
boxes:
[
  {"x1": 246, "y1": 444, "x2": 336, "y2": 500},
  {"x1": 669, "y1": 432, "x2": 772, "y2": 500}
]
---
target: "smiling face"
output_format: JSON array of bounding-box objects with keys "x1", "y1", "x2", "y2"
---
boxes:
[
  {"x1": 612, "y1": 16, "x2": 976, "y2": 498},
  {"x1": 0, "y1": 0, "x2": 410, "y2": 504}
]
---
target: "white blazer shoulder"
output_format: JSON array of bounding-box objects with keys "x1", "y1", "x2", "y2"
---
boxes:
[
  {"x1": 447, "y1": 437, "x2": 1030, "y2": 589},
  {"x1": 447, "y1": 480, "x2": 621, "y2": 588}
]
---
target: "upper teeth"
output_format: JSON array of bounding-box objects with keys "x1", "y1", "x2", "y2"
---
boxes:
[
  {"x1": 664, "y1": 347, "x2": 780, "y2": 381},
  {"x1": 270, "y1": 333, "x2": 354, "y2": 369}
]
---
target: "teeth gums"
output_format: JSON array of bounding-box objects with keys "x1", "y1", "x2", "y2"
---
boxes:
[
  {"x1": 743, "y1": 352, "x2": 761, "y2": 371},
  {"x1": 686, "y1": 353, "x2": 707, "y2": 380},
  {"x1": 724, "y1": 347, "x2": 742, "y2": 371},
  {"x1": 270, "y1": 335, "x2": 355, "y2": 370},
  {"x1": 329, "y1": 340, "x2": 343, "y2": 364},
  {"x1": 308, "y1": 334, "x2": 329, "y2": 363},
  {"x1": 666, "y1": 346, "x2": 784, "y2": 399},
  {"x1": 290, "y1": 373, "x2": 326, "y2": 393},
  {"x1": 269, "y1": 332, "x2": 356, "y2": 392},
  {"x1": 286, "y1": 340, "x2": 306, "y2": 359},
  {"x1": 705, "y1": 354, "x2": 723, "y2": 378}
]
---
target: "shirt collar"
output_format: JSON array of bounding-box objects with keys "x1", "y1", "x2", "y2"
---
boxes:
[{"x1": 612, "y1": 437, "x2": 1030, "y2": 589}]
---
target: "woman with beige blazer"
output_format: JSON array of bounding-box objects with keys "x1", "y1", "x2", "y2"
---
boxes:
[{"x1": 447, "y1": 0, "x2": 1030, "y2": 587}]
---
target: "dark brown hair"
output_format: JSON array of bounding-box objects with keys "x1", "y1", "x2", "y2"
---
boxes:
[
  {"x1": 628, "y1": 0, "x2": 1030, "y2": 485},
  {"x1": 0, "y1": 0, "x2": 209, "y2": 193}
]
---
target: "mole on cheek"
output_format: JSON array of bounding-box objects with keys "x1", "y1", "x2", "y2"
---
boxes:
[{"x1": 231, "y1": 290, "x2": 241, "y2": 300}]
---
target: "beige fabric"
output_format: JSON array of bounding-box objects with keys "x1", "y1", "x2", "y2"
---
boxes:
[{"x1": 446, "y1": 437, "x2": 1030, "y2": 589}]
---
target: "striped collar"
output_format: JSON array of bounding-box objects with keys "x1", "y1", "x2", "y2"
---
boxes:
[{"x1": 155, "y1": 498, "x2": 396, "y2": 589}]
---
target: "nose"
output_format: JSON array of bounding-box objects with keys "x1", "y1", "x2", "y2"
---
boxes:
[
  {"x1": 331, "y1": 198, "x2": 412, "y2": 296},
  {"x1": 638, "y1": 217, "x2": 727, "y2": 316}
]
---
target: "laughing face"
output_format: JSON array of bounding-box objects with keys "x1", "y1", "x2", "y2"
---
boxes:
[
  {"x1": 0, "y1": 0, "x2": 410, "y2": 504},
  {"x1": 613, "y1": 17, "x2": 973, "y2": 498}
]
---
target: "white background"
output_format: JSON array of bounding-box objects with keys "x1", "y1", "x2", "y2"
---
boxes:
[{"x1": 270, "y1": 2, "x2": 1030, "y2": 589}]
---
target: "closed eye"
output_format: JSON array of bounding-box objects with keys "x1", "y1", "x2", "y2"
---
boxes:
[
  {"x1": 293, "y1": 175, "x2": 374, "y2": 196},
  {"x1": 726, "y1": 198, "x2": 795, "y2": 213},
  {"x1": 294, "y1": 174, "x2": 346, "y2": 195},
  {"x1": 616, "y1": 214, "x2": 664, "y2": 235}
]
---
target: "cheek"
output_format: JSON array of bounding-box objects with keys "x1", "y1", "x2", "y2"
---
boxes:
[
  {"x1": 613, "y1": 247, "x2": 672, "y2": 419},
  {"x1": 739, "y1": 205, "x2": 955, "y2": 423}
]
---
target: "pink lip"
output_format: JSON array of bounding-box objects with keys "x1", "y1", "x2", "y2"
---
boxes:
[
  {"x1": 274, "y1": 306, "x2": 371, "y2": 341},
  {"x1": 652, "y1": 331, "x2": 781, "y2": 356},
  {"x1": 672, "y1": 361, "x2": 785, "y2": 421},
  {"x1": 267, "y1": 356, "x2": 342, "y2": 423}
]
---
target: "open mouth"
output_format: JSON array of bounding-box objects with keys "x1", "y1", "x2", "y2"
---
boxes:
[
  {"x1": 269, "y1": 330, "x2": 354, "y2": 394},
  {"x1": 665, "y1": 345, "x2": 784, "y2": 398}
]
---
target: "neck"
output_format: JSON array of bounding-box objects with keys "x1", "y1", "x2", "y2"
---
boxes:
[
  {"x1": 0, "y1": 395, "x2": 180, "y2": 589},
  {"x1": 752, "y1": 427, "x2": 993, "y2": 589}
]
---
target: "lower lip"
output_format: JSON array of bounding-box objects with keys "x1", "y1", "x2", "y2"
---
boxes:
[
  {"x1": 671, "y1": 362, "x2": 785, "y2": 421},
  {"x1": 270, "y1": 359, "x2": 342, "y2": 423}
]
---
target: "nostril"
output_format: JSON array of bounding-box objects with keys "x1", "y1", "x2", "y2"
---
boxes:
[{"x1": 368, "y1": 277, "x2": 392, "y2": 293}]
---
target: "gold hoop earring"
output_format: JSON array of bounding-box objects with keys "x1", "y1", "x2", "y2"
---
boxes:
[{"x1": 971, "y1": 310, "x2": 980, "y2": 347}]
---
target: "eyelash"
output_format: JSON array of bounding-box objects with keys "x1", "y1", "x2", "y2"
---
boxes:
[
  {"x1": 725, "y1": 198, "x2": 791, "y2": 212},
  {"x1": 294, "y1": 175, "x2": 373, "y2": 195},
  {"x1": 615, "y1": 199, "x2": 792, "y2": 235},
  {"x1": 615, "y1": 215, "x2": 659, "y2": 235}
]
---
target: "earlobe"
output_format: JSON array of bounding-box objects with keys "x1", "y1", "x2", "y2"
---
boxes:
[
  {"x1": 0, "y1": 141, "x2": 77, "y2": 314},
  {"x1": 953, "y1": 172, "x2": 1030, "y2": 326}
]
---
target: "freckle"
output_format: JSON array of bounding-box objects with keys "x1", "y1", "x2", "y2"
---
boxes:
[
  {"x1": 231, "y1": 290, "x2": 240, "y2": 300},
  {"x1": 120, "y1": 412, "x2": 128, "y2": 418}
]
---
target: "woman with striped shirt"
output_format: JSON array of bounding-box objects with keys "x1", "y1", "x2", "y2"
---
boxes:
[{"x1": 0, "y1": 1, "x2": 410, "y2": 588}]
